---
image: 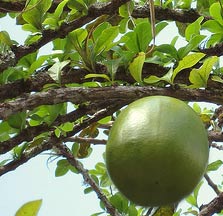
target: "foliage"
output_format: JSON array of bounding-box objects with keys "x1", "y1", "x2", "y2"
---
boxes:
[{"x1": 0, "y1": 0, "x2": 223, "y2": 215}]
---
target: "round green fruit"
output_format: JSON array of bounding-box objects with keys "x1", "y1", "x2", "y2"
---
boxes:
[{"x1": 106, "y1": 96, "x2": 209, "y2": 206}]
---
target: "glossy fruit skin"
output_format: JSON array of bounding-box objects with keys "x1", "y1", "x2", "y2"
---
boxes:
[{"x1": 106, "y1": 96, "x2": 209, "y2": 207}]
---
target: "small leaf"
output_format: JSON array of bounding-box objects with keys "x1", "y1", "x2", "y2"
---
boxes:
[
  {"x1": 172, "y1": 53, "x2": 205, "y2": 82},
  {"x1": 192, "y1": 103, "x2": 201, "y2": 114},
  {"x1": 189, "y1": 56, "x2": 218, "y2": 88},
  {"x1": 0, "y1": 31, "x2": 13, "y2": 46},
  {"x1": 209, "y1": 2, "x2": 223, "y2": 26},
  {"x1": 155, "y1": 44, "x2": 178, "y2": 60},
  {"x1": 128, "y1": 205, "x2": 138, "y2": 216},
  {"x1": 55, "y1": 159, "x2": 70, "y2": 177},
  {"x1": 94, "y1": 26, "x2": 119, "y2": 55},
  {"x1": 110, "y1": 192, "x2": 128, "y2": 213},
  {"x1": 47, "y1": 60, "x2": 70, "y2": 83},
  {"x1": 85, "y1": 74, "x2": 111, "y2": 82},
  {"x1": 84, "y1": 187, "x2": 93, "y2": 194},
  {"x1": 135, "y1": 22, "x2": 152, "y2": 52},
  {"x1": 129, "y1": 52, "x2": 145, "y2": 83},
  {"x1": 186, "y1": 195, "x2": 197, "y2": 206},
  {"x1": 207, "y1": 160, "x2": 223, "y2": 172},
  {"x1": 15, "y1": 199, "x2": 42, "y2": 216},
  {"x1": 212, "y1": 75, "x2": 223, "y2": 83},
  {"x1": 185, "y1": 16, "x2": 204, "y2": 41},
  {"x1": 119, "y1": 2, "x2": 134, "y2": 18},
  {"x1": 144, "y1": 68, "x2": 173, "y2": 84},
  {"x1": 8, "y1": 112, "x2": 26, "y2": 130}
]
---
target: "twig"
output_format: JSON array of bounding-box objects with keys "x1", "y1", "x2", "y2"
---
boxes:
[
  {"x1": 204, "y1": 173, "x2": 221, "y2": 195},
  {"x1": 55, "y1": 143, "x2": 120, "y2": 216},
  {"x1": 210, "y1": 142, "x2": 223, "y2": 150},
  {"x1": 64, "y1": 136, "x2": 107, "y2": 145},
  {"x1": 0, "y1": 141, "x2": 52, "y2": 176}
]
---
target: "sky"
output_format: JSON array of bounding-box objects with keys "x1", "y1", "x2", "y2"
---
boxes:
[{"x1": 0, "y1": 13, "x2": 223, "y2": 216}]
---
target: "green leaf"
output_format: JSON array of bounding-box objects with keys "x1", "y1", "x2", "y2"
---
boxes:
[
  {"x1": 194, "y1": 181, "x2": 203, "y2": 201},
  {"x1": 212, "y1": 75, "x2": 223, "y2": 83},
  {"x1": 0, "y1": 31, "x2": 13, "y2": 46},
  {"x1": 110, "y1": 192, "x2": 128, "y2": 213},
  {"x1": 209, "y1": 2, "x2": 223, "y2": 26},
  {"x1": 176, "y1": 0, "x2": 192, "y2": 9},
  {"x1": 123, "y1": 20, "x2": 153, "y2": 53},
  {"x1": 69, "y1": 28, "x2": 88, "y2": 49},
  {"x1": 61, "y1": 122, "x2": 74, "y2": 132},
  {"x1": 67, "y1": 0, "x2": 88, "y2": 12},
  {"x1": 94, "y1": 26, "x2": 119, "y2": 55},
  {"x1": 98, "y1": 116, "x2": 112, "y2": 124},
  {"x1": 178, "y1": 35, "x2": 206, "y2": 59},
  {"x1": 22, "y1": 0, "x2": 52, "y2": 30},
  {"x1": 28, "y1": 55, "x2": 51, "y2": 75},
  {"x1": 47, "y1": 60, "x2": 70, "y2": 83},
  {"x1": 15, "y1": 199, "x2": 42, "y2": 216},
  {"x1": 207, "y1": 160, "x2": 223, "y2": 172},
  {"x1": 202, "y1": 20, "x2": 223, "y2": 33},
  {"x1": 192, "y1": 103, "x2": 201, "y2": 114},
  {"x1": 135, "y1": 21, "x2": 152, "y2": 52},
  {"x1": 172, "y1": 53, "x2": 205, "y2": 82},
  {"x1": 84, "y1": 187, "x2": 93, "y2": 194},
  {"x1": 185, "y1": 17, "x2": 204, "y2": 41},
  {"x1": 144, "y1": 68, "x2": 173, "y2": 84},
  {"x1": 0, "y1": 122, "x2": 15, "y2": 141},
  {"x1": 55, "y1": 159, "x2": 70, "y2": 177},
  {"x1": 189, "y1": 56, "x2": 218, "y2": 88},
  {"x1": 72, "y1": 143, "x2": 80, "y2": 157},
  {"x1": 85, "y1": 73, "x2": 111, "y2": 82},
  {"x1": 155, "y1": 44, "x2": 178, "y2": 60},
  {"x1": 129, "y1": 52, "x2": 145, "y2": 83},
  {"x1": 128, "y1": 205, "x2": 138, "y2": 216},
  {"x1": 186, "y1": 181, "x2": 203, "y2": 207},
  {"x1": 8, "y1": 112, "x2": 26, "y2": 130},
  {"x1": 119, "y1": 2, "x2": 134, "y2": 18},
  {"x1": 54, "y1": 0, "x2": 68, "y2": 19}
]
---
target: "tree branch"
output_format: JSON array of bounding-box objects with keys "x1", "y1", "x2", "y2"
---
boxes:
[
  {"x1": 204, "y1": 173, "x2": 221, "y2": 195},
  {"x1": 0, "y1": 106, "x2": 91, "y2": 154},
  {"x1": 199, "y1": 192, "x2": 223, "y2": 216},
  {"x1": 0, "y1": 103, "x2": 122, "y2": 176},
  {"x1": 0, "y1": 86, "x2": 222, "y2": 120},
  {"x1": 132, "y1": 5, "x2": 210, "y2": 23},
  {"x1": 0, "y1": 141, "x2": 52, "y2": 176},
  {"x1": 64, "y1": 136, "x2": 107, "y2": 145},
  {"x1": 55, "y1": 143, "x2": 120, "y2": 216}
]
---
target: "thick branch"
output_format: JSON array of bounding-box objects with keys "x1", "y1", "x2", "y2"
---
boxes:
[
  {"x1": 0, "y1": 86, "x2": 222, "y2": 120},
  {"x1": 208, "y1": 131, "x2": 223, "y2": 142},
  {"x1": 199, "y1": 192, "x2": 223, "y2": 216},
  {"x1": 132, "y1": 5, "x2": 210, "y2": 23}
]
